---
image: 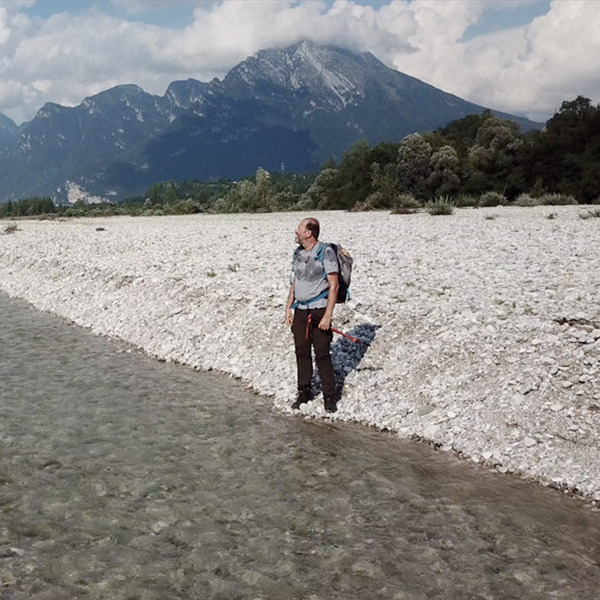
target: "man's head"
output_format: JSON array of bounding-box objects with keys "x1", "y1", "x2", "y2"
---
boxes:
[{"x1": 295, "y1": 217, "x2": 320, "y2": 247}]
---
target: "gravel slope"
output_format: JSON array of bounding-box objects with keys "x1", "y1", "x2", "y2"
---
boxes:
[{"x1": 1, "y1": 207, "x2": 600, "y2": 502}]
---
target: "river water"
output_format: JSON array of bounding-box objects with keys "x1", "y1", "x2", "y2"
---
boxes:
[{"x1": 1, "y1": 293, "x2": 600, "y2": 600}]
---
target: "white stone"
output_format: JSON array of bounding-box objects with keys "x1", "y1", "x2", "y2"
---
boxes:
[
  {"x1": 423, "y1": 424, "x2": 440, "y2": 439},
  {"x1": 1, "y1": 207, "x2": 600, "y2": 502}
]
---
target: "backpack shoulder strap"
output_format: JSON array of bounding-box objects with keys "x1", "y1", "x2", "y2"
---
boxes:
[{"x1": 315, "y1": 242, "x2": 330, "y2": 278}]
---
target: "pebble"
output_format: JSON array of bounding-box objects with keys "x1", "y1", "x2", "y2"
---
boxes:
[{"x1": 1, "y1": 206, "x2": 600, "y2": 502}]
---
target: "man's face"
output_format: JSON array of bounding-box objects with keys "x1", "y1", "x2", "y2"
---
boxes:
[{"x1": 295, "y1": 219, "x2": 309, "y2": 244}]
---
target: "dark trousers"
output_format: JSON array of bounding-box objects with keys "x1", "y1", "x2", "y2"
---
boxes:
[{"x1": 292, "y1": 308, "x2": 336, "y2": 399}]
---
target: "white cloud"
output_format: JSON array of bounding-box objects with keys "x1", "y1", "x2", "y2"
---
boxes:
[
  {"x1": 384, "y1": 0, "x2": 600, "y2": 121},
  {"x1": 516, "y1": 0, "x2": 600, "y2": 117},
  {"x1": 0, "y1": 0, "x2": 598, "y2": 125}
]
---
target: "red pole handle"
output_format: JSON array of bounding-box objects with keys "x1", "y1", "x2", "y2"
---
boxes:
[{"x1": 307, "y1": 314, "x2": 364, "y2": 344}]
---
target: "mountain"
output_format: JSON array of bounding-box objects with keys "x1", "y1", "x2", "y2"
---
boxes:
[
  {"x1": 0, "y1": 112, "x2": 18, "y2": 151},
  {"x1": 0, "y1": 41, "x2": 542, "y2": 202},
  {"x1": 0, "y1": 80, "x2": 207, "y2": 201}
]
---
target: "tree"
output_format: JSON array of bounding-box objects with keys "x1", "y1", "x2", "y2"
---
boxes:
[
  {"x1": 526, "y1": 96, "x2": 600, "y2": 201},
  {"x1": 435, "y1": 111, "x2": 493, "y2": 156},
  {"x1": 334, "y1": 139, "x2": 374, "y2": 208},
  {"x1": 397, "y1": 133, "x2": 433, "y2": 199},
  {"x1": 428, "y1": 145, "x2": 461, "y2": 197},
  {"x1": 3, "y1": 199, "x2": 14, "y2": 216},
  {"x1": 234, "y1": 180, "x2": 258, "y2": 212},
  {"x1": 164, "y1": 183, "x2": 177, "y2": 206},
  {"x1": 255, "y1": 167, "x2": 272, "y2": 211},
  {"x1": 466, "y1": 115, "x2": 524, "y2": 196},
  {"x1": 303, "y1": 168, "x2": 339, "y2": 209},
  {"x1": 145, "y1": 184, "x2": 163, "y2": 208},
  {"x1": 368, "y1": 162, "x2": 398, "y2": 208},
  {"x1": 546, "y1": 96, "x2": 596, "y2": 138}
]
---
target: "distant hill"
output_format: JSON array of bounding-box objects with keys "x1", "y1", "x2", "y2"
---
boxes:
[{"x1": 0, "y1": 40, "x2": 542, "y2": 202}]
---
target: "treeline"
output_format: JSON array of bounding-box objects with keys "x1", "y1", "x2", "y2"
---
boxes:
[
  {"x1": 128, "y1": 95, "x2": 600, "y2": 212},
  {"x1": 0, "y1": 172, "x2": 317, "y2": 218},
  {"x1": 140, "y1": 171, "x2": 316, "y2": 214},
  {"x1": 0, "y1": 197, "x2": 57, "y2": 217},
  {"x1": 294, "y1": 95, "x2": 600, "y2": 211},
  {"x1": 1, "y1": 95, "x2": 599, "y2": 218}
]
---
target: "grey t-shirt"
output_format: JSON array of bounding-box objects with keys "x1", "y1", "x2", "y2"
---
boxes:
[{"x1": 292, "y1": 242, "x2": 338, "y2": 309}]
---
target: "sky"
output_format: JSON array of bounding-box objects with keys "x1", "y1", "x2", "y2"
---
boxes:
[{"x1": 0, "y1": 0, "x2": 598, "y2": 125}]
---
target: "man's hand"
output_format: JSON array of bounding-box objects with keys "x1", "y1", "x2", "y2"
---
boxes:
[
  {"x1": 285, "y1": 282, "x2": 295, "y2": 327},
  {"x1": 285, "y1": 307, "x2": 294, "y2": 327},
  {"x1": 318, "y1": 313, "x2": 332, "y2": 330}
]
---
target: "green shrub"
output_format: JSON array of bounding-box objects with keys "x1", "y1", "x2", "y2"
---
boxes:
[
  {"x1": 63, "y1": 207, "x2": 86, "y2": 217},
  {"x1": 479, "y1": 191, "x2": 506, "y2": 207},
  {"x1": 454, "y1": 194, "x2": 479, "y2": 208},
  {"x1": 514, "y1": 194, "x2": 542, "y2": 207},
  {"x1": 391, "y1": 193, "x2": 421, "y2": 214},
  {"x1": 170, "y1": 199, "x2": 200, "y2": 214},
  {"x1": 396, "y1": 193, "x2": 421, "y2": 208},
  {"x1": 426, "y1": 196, "x2": 454, "y2": 216},
  {"x1": 539, "y1": 193, "x2": 577, "y2": 205},
  {"x1": 363, "y1": 191, "x2": 384, "y2": 209}
]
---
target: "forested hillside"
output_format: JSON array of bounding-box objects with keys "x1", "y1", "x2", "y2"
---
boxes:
[{"x1": 2, "y1": 96, "x2": 598, "y2": 219}]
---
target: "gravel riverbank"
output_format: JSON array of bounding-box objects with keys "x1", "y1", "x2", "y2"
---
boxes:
[{"x1": 1, "y1": 207, "x2": 600, "y2": 502}]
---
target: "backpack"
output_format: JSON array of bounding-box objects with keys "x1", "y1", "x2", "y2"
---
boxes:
[{"x1": 316, "y1": 242, "x2": 353, "y2": 303}]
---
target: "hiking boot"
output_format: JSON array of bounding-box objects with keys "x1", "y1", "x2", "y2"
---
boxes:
[
  {"x1": 324, "y1": 396, "x2": 337, "y2": 413},
  {"x1": 291, "y1": 388, "x2": 311, "y2": 410}
]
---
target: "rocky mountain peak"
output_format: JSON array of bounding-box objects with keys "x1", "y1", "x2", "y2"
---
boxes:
[
  {"x1": 0, "y1": 111, "x2": 17, "y2": 133},
  {"x1": 165, "y1": 79, "x2": 208, "y2": 109},
  {"x1": 81, "y1": 84, "x2": 146, "y2": 109},
  {"x1": 223, "y1": 40, "x2": 369, "y2": 110}
]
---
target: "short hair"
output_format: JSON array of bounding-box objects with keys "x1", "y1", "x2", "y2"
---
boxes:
[{"x1": 305, "y1": 217, "x2": 320, "y2": 240}]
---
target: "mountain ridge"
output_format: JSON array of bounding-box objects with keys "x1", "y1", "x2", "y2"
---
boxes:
[{"x1": 0, "y1": 40, "x2": 542, "y2": 202}]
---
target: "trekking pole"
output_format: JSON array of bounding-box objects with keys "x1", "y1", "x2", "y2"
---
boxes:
[
  {"x1": 307, "y1": 314, "x2": 366, "y2": 344},
  {"x1": 331, "y1": 327, "x2": 366, "y2": 344}
]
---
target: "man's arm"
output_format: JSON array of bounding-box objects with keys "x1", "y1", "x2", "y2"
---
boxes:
[
  {"x1": 285, "y1": 280, "x2": 295, "y2": 326},
  {"x1": 318, "y1": 273, "x2": 338, "y2": 330}
]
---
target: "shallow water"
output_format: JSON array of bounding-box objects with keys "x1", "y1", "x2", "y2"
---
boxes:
[{"x1": 1, "y1": 293, "x2": 600, "y2": 600}]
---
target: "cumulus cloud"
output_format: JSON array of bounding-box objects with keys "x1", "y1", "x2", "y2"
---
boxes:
[
  {"x1": 387, "y1": 0, "x2": 600, "y2": 121},
  {"x1": 0, "y1": 0, "x2": 597, "y2": 125}
]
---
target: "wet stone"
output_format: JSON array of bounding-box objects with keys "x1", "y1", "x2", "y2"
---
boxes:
[{"x1": 1, "y1": 293, "x2": 600, "y2": 599}]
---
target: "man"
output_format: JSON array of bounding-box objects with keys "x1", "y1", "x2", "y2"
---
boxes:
[{"x1": 285, "y1": 217, "x2": 339, "y2": 413}]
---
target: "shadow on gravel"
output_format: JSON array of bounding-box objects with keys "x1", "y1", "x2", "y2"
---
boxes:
[{"x1": 311, "y1": 323, "x2": 380, "y2": 398}]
